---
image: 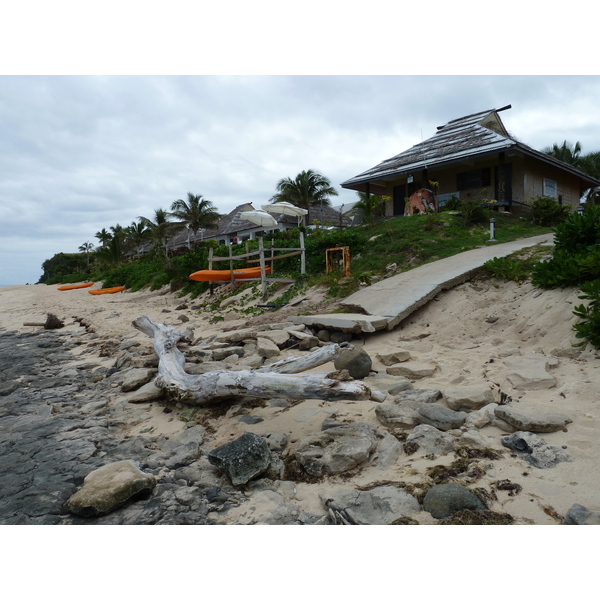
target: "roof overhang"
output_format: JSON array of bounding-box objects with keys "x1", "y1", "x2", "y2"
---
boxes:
[{"x1": 342, "y1": 143, "x2": 600, "y2": 192}]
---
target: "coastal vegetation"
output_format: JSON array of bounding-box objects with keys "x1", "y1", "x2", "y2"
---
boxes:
[
  {"x1": 42, "y1": 205, "x2": 552, "y2": 296},
  {"x1": 38, "y1": 162, "x2": 599, "y2": 350},
  {"x1": 484, "y1": 205, "x2": 600, "y2": 350}
]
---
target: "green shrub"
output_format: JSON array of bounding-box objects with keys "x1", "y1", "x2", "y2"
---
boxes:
[
  {"x1": 40, "y1": 252, "x2": 90, "y2": 284},
  {"x1": 484, "y1": 257, "x2": 532, "y2": 282},
  {"x1": 553, "y1": 205, "x2": 600, "y2": 253},
  {"x1": 530, "y1": 196, "x2": 570, "y2": 227},
  {"x1": 531, "y1": 205, "x2": 600, "y2": 349},
  {"x1": 573, "y1": 280, "x2": 600, "y2": 350},
  {"x1": 460, "y1": 198, "x2": 489, "y2": 225},
  {"x1": 442, "y1": 196, "x2": 461, "y2": 211}
]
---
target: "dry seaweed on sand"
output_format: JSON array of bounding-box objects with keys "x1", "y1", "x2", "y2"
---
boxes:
[
  {"x1": 426, "y1": 447, "x2": 503, "y2": 485},
  {"x1": 439, "y1": 509, "x2": 514, "y2": 525}
]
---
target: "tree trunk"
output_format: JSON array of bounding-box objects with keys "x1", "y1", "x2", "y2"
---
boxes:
[{"x1": 132, "y1": 316, "x2": 386, "y2": 405}]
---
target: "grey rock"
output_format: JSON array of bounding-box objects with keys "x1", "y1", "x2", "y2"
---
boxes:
[
  {"x1": 375, "y1": 401, "x2": 420, "y2": 429},
  {"x1": 154, "y1": 427, "x2": 205, "y2": 469},
  {"x1": 373, "y1": 430, "x2": 404, "y2": 468},
  {"x1": 423, "y1": 483, "x2": 486, "y2": 519},
  {"x1": 0, "y1": 381, "x2": 19, "y2": 396},
  {"x1": 505, "y1": 353, "x2": 556, "y2": 390},
  {"x1": 455, "y1": 429, "x2": 493, "y2": 449},
  {"x1": 330, "y1": 331, "x2": 353, "y2": 344},
  {"x1": 256, "y1": 336, "x2": 280, "y2": 358},
  {"x1": 224, "y1": 489, "x2": 303, "y2": 525},
  {"x1": 238, "y1": 415, "x2": 264, "y2": 425},
  {"x1": 443, "y1": 386, "x2": 495, "y2": 411},
  {"x1": 261, "y1": 432, "x2": 288, "y2": 452},
  {"x1": 563, "y1": 503, "x2": 600, "y2": 525},
  {"x1": 463, "y1": 403, "x2": 497, "y2": 429},
  {"x1": 501, "y1": 431, "x2": 574, "y2": 468},
  {"x1": 294, "y1": 423, "x2": 378, "y2": 477},
  {"x1": 298, "y1": 336, "x2": 320, "y2": 350},
  {"x1": 376, "y1": 348, "x2": 411, "y2": 366},
  {"x1": 416, "y1": 403, "x2": 468, "y2": 431},
  {"x1": 494, "y1": 405, "x2": 571, "y2": 433},
  {"x1": 334, "y1": 347, "x2": 372, "y2": 379},
  {"x1": 386, "y1": 378, "x2": 414, "y2": 394},
  {"x1": 65, "y1": 460, "x2": 156, "y2": 517},
  {"x1": 212, "y1": 347, "x2": 245, "y2": 361},
  {"x1": 322, "y1": 485, "x2": 420, "y2": 525},
  {"x1": 207, "y1": 432, "x2": 272, "y2": 486},
  {"x1": 268, "y1": 398, "x2": 289, "y2": 408},
  {"x1": 386, "y1": 362, "x2": 437, "y2": 379},
  {"x1": 265, "y1": 456, "x2": 285, "y2": 480},
  {"x1": 405, "y1": 424, "x2": 455, "y2": 456},
  {"x1": 240, "y1": 354, "x2": 264, "y2": 368},
  {"x1": 317, "y1": 330, "x2": 331, "y2": 342},
  {"x1": 257, "y1": 330, "x2": 290, "y2": 348},
  {"x1": 114, "y1": 351, "x2": 133, "y2": 371},
  {"x1": 393, "y1": 388, "x2": 441, "y2": 404},
  {"x1": 214, "y1": 328, "x2": 257, "y2": 343},
  {"x1": 121, "y1": 368, "x2": 155, "y2": 393},
  {"x1": 126, "y1": 380, "x2": 163, "y2": 403}
]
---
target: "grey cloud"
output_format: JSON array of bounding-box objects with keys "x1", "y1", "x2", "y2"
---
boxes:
[{"x1": 2, "y1": 75, "x2": 600, "y2": 284}]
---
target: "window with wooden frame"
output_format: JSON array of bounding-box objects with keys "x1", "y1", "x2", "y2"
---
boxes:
[{"x1": 456, "y1": 167, "x2": 491, "y2": 191}]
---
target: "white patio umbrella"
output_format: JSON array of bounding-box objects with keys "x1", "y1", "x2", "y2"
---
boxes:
[
  {"x1": 261, "y1": 202, "x2": 308, "y2": 226},
  {"x1": 240, "y1": 209, "x2": 279, "y2": 229}
]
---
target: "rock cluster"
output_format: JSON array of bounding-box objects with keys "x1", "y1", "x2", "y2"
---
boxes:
[{"x1": 0, "y1": 314, "x2": 593, "y2": 526}]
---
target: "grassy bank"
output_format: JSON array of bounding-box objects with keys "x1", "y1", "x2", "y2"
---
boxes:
[{"x1": 43, "y1": 211, "x2": 552, "y2": 297}]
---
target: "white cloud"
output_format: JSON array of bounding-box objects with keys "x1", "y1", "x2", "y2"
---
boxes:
[{"x1": 2, "y1": 75, "x2": 600, "y2": 284}]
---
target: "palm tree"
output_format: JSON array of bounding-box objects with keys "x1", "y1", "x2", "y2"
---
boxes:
[
  {"x1": 95, "y1": 235, "x2": 124, "y2": 268},
  {"x1": 580, "y1": 151, "x2": 600, "y2": 179},
  {"x1": 170, "y1": 192, "x2": 221, "y2": 248},
  {"x1": 271, "y1": 170, "x2": 339, "y2": 216},
  {"x1": 138, "y1": 208, "x2": 184, "y2": 256},
  {"x1": 124, "y1": 221, "x2": 151, "y2": 256},
  {"x1": 543, "y1": 140, "x2": 583, "y2": 168},
  {"x1": 353, "y1": 192, "x2": 385, "y2": 227},
  {"x1": 95, "y1": 228, "x2": 112, "y2": 247},
  {"x1": 78, "y1": 241, "x2": 95, "y2": 269}
]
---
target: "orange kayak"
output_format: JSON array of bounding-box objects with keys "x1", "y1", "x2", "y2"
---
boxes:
[
  {"x1": 189, "y1": 266, "x2": 270, "y2": 282},
  {"x1": 89, "y1": 286, "x2": 126, "y2": 295},
  {"x1": 58, "y1": 282, "x2": 94, "y2": 291}
]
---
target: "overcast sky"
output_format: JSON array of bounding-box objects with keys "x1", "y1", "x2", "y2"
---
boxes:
[
  {"x1": 1, "y1": 3, "x2": 599, "y2": 286},
  {"x1": 2, "y1": 74, "x2": 600, "y2": 284}
]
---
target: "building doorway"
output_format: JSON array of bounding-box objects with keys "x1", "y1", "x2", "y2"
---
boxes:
[{"x1": 393, "y1": 185, "x2": 406, "y2": 216}]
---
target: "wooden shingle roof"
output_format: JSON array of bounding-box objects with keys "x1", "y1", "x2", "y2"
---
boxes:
[{"x1": 342, "y1": 106, "x2": 600, "y2": 190}]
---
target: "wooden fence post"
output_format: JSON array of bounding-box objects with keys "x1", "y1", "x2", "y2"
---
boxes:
[
  {"x1": 259, "y1": 236, "x2": 267, "y2": 301},
  {"x1": 300, "y1": 231, "x2": 305, "y2": 275},
  {"x1": 208, "y1": 247, "x2": 214, "y2": 296}
]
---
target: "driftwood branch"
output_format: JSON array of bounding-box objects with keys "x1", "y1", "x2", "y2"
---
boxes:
[{"x1": 132, "y1": 315, "x2": 386, "y2": 405}]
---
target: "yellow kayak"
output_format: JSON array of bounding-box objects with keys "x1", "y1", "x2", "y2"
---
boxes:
[
  {"x1": 88, "y1": 286, "x2": 126, "y2": 295},
  {"x1": 189, "y1": 266, "x2": 270, "y2": 281},
  {"x1": 58, "y1": 282, "x2": 94, "y2": 291}
]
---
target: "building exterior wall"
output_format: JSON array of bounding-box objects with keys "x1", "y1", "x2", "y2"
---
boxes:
[
  {"x1": 521, "y1": 156, "x2": 582, "y2": 211},
  {"x1": 380, "y1": 153, "x2": 586, "y2": 215}
]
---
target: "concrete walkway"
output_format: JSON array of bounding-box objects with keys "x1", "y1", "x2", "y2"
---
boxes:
[{"x1": 290, "y1": 233, "x2": 554, "y2": 334}]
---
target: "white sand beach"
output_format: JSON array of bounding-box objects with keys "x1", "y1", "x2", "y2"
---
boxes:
[{"x1": 1, "y1": 277, "x2": 599, "y2": 526}]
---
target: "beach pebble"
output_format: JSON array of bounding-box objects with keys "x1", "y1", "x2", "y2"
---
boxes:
[
  {"x1": 207, "y1": 432, "x2": 272, "y2": 486},
  {"x1": 494, "y1": 405, "x2": 572, "y2": 433},
  {"x1": 65, "y1": 460, "x2": 156, "y2": 517},
  {"x1": 294, "y1": 423, "x2": 378, "y2": 477},
  {"x1": 334, "y1": 347, "x2": 372, "y2": 379},
  {"x1": 423, "y1": 483, "x2": 486, "y2": 519},
  {"x1": 405, "y1": 424, "x2": 455, "y2": 456}
]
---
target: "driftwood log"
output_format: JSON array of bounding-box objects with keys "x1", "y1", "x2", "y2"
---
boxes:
[{"x1": 132, "y1": 315, "x2": 386, "y2": 405}]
